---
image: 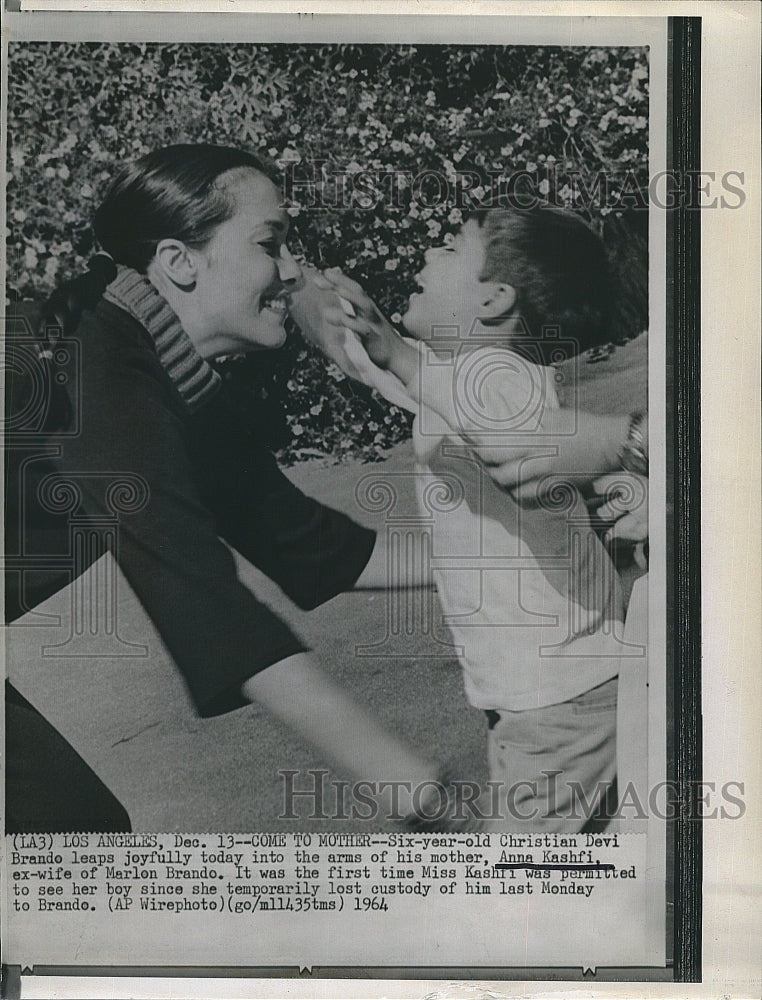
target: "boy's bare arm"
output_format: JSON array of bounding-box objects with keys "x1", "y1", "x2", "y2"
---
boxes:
[
  {"x1": 312, "y1": 269, "x2": 419, "y2": 384},
  {"x1": 314, "y1": 269, "x2": 529, "y2": 447},
  {"x1": 313, "y1": 270, "x2": 635, "y2": 500}
]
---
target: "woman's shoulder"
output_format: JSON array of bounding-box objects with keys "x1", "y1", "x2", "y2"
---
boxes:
[
  {"x1": 85, "y1": 296, "x2": 156, "y2": 348},
  {"x1": 74, "y1": 297, "x2": 178, "y2": 409},
  {"x1": 6, "y1": 294, "x2": 159, "y2": 383},
  {"x1": 74, "y1": 297, "x2": 164, "y2": 373}
]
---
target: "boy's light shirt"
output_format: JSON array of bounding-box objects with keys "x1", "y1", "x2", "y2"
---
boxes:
[
  {"x1": 346, "y1": 332, "x2": 625, "y2": 712},
  {"x1": 336, "y1": 300, "x2": 418, "y2": 413}
]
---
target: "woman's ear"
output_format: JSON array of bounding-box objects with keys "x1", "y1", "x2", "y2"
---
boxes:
[
  {"x1": 479, "y1": 282, "x2": 517, "y2": 321},
  {"x1": 154, "y1": 239, "x2": 198, "y2": 288}
]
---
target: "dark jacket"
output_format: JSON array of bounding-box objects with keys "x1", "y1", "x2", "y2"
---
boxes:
[{"x1": 4, "y1": 283, "x2": 376, "y2": 715}]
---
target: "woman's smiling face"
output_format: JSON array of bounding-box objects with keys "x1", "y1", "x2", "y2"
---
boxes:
[{"x1": 193, "y1": 168, "x2": 301, "y2": 353}]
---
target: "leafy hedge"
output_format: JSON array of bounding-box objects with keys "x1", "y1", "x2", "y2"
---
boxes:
[{"x1": 6, "y1": 42, "x2": 648, "y2": 462}]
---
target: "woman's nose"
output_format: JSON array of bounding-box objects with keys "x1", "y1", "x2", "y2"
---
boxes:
[{"x1": 277, "y1": 246, "x2": 302, "y2": 286}]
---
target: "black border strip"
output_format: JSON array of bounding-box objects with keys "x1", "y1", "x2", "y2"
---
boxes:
[{"x1": 668, "y1": 15, "x2": 702, "y2": 984}]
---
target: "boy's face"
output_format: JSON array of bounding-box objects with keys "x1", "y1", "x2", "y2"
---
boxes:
[{"x1": 402, "y1": 219, "x2": 508, "y2": 341}]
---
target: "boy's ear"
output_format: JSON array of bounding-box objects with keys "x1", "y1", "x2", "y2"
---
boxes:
[
  {"x1": 479, "y1": 281, "x2": 517, "y2": 321},
  {"x1": 154, "y1": 239, "x2": 198, "y2": 288}
]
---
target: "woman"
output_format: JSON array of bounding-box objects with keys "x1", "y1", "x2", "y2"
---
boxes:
[{"x1": 5, "y1": 144, "x2": 439, "y2": 832}]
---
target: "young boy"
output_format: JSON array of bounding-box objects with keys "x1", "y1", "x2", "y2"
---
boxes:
[{"x1": 315, "y1": 207, "x2": 626, "y2": 831}]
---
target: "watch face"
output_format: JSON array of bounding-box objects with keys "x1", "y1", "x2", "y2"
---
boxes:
[{"x1": 620, "y1": 412, "x2": 649, "y2": 475}]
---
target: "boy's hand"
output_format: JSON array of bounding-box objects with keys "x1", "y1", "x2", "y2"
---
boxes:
[
  {"x1": 314, "y1": 268, "x2": 416, "y2": 381},
  {"x1": 287, "y1": 266, "x2": 369, "y2": 380}
]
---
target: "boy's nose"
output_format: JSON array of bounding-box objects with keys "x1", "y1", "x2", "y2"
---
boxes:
[
  {"x1": 277, "y1": 245, "x2": 302, "y2": 287},
  {"x1": 425, "y1": 245, "x2": 449, "y2": 263}
]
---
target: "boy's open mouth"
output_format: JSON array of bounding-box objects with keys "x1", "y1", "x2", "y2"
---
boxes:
[{"x1": 261, "y1": 292, "x2": 289, "y2": 315}]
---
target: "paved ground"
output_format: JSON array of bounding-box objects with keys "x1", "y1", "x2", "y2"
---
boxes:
[{"x1": 7, "y1": 336, "x2": 648, "y2": 831}]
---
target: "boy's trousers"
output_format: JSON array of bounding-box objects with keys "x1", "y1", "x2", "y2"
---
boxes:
[{"x1": 483, "y1": 675, "x2": 618, "y2": 832}]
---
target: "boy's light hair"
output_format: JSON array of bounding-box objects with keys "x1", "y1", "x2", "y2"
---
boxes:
[{"x1": 473, "y1": 206, "x2": 613, "y2": 364}]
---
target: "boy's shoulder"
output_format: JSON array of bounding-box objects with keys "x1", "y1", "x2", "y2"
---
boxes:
[
  {"x1": 413, "y1": 339, "x2": 558, "y2": 436},
  {"x1": 426, "y1": 339, "x2": 548, "y2": 370},
  {"x1": 452, "y1": 342, "x2": 556, "y2": 407}
]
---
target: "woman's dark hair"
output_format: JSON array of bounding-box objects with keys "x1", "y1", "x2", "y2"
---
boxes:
[
  {"x1": 93, "y1": 144, "x2": 274, "y2": 272},
  {"x1": 472, "y1": 206, "x2": 613, "y2": 365},
  {"x1": 39, "y1": 144, "x2": 275, "y2": 338}
]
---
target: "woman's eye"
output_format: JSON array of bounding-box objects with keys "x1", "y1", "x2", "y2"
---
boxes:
[{"x1": 259, "y1": 241, "x2": 279, "y2": 255}]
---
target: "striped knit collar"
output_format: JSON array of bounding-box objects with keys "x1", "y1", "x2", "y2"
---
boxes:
[{"x1": 103, "y1": 266, "x2": 221, "y2": 412}]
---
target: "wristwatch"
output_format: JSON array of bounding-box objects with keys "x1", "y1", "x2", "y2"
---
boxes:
[{"x1": 619, "y1": 410, "x2": 649, "y2": 475}]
